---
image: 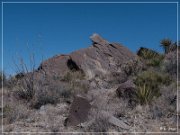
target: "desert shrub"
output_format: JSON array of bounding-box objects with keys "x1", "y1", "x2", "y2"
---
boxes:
[
  {"x1": 62, "y1": 71, "x2": 89, "y2": 95},
  {"x1": 137, "y1": 47, "x2": 164, "y2": 67},
  {"x1": 62, "y1": 72, "x2": 72, "y2": 82},
  {"x1": 16, "y1": 76, "x2": 35, "y2": 101},
  {"x1": 137, "y1": 47, "x2": 160, "y2": 59},
  {"x1": 3, "y1": 105, "x2": 11, "y2": 118},
  {"x1": 86, "y1": 111, "x2": 110, "y2": 132},
  {"x1": 13, "y1": 53, "x2": 37, "y2": 101},
  {"x1": 134, "y1": 70, "x2": 172, "y2": 105},
  {"x1": 31, "y1": 84, "x2": 72, "y2": 109},
  {"x1": 135, "y1": 84, "x2": 155, "y2": 105},
  {"x1": 161, "y1": 51, "x2": 179, "y2": 76},
  {"x1": 122, "y1": 58, "x2": 144, "y2": 76},
  {"x1": 149, "y1": 83, "x2": 177, "y2": 120},
  {"x1": 146, "y1": 55, "x2": 164, "y2": 67},
  {"x1": 5, "y1": 76, "x2": 18, "y2": 89},
  {"x1": 135, "y1": 70, "x2": 171, "y2": 87},
  {"x1": 3, "y1": 104, "x2": 29, "y2": 124},
  {"x1": 62, "y1": 71, "x2": 85, "y2": 82}
]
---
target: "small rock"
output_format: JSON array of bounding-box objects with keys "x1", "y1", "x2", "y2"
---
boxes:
[{"x1": 116, "y1": 80, "x2": 136, "y2": 99}]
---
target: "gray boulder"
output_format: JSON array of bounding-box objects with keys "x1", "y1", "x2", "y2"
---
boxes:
[
  {"x1": 116, "y1": 80, "x2": 136, "y2": 100},
  {"x1": 37, "y1": 33, "x2": 138, "y2": 81},
  {"x1": 65, "y1": 96, "x2": 91, "y2": 127}
]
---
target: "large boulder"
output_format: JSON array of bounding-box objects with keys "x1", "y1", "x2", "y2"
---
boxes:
[
  {"x1": 37, "y1": 33, "x2": 138, "y2": 80},
  {"x1": 65, "y1": 96, "x2": 91, "y2": 127}
]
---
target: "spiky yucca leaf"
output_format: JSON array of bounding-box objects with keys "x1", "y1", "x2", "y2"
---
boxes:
[{"x1": 135, "y1": 84, "x2": 154, "y2": 105}]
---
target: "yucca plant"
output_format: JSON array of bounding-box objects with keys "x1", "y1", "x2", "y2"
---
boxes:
[
  {"x1": 135, "y1": 84, "x2": 154, "y2": 105},
  {"x1": 160, "y1": 38, "x2": 172, "y2": 54}
]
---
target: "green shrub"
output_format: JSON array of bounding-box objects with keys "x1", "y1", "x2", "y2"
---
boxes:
[
  {"x1": 146, "y1": 55, "x2": 164, "y2": 67},
  {"x1": 135, "y1": 84, "x2": 154, "y2": 105},
  {"x1": 134, "y1": 70, "x2": 172, "y2": 105},
  {"x1": 137, "y1": 47, "x2": 164, "y2": 67},
  {"x1": 135, "y1": 70, "x2": 171, "y2": 87},
  {"x1": 137, "y1": 47, "x2": 160, "y2": 59}
]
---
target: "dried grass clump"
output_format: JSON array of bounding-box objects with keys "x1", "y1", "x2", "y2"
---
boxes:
[
  {"x1": 63, "y1": 71, "x2": 89, "y2": 95},
  {"x1": 30, "y1": 83, "x2": 72, "y2": 109},
  {"x1": 85, "y1": 109, "x2": 111, "y2": 132},
  {"x1": 3, "y1": 103, "x2": 30, "y2": 124}
]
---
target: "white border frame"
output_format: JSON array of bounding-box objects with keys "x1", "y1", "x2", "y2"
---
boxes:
[{"x1": 1, "y1": 1, "x2": 179, "y2": 134}]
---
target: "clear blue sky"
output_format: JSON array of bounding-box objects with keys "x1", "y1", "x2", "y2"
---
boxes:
[{"x1": 1, "y1": 2, "x2": 178, "y2": 75}]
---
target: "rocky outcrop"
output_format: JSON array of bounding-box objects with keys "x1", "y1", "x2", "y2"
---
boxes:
[
  {"x1": 37, "y1": 34, "x2": 138, "y2": 80},
  {"x1": 90, "y1": 33, "x2": 109, "y2": 45}
]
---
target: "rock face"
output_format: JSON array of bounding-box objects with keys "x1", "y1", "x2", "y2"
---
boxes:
[
  {"x1": 65, "y1": 96, "x2": 91, "y2": 127},
  {"x1": 116, "y1": 80, "x2": 136, "y2": 99},
  {"x1": 37, "y1": 33, "x2": 138, "y2": 80}
]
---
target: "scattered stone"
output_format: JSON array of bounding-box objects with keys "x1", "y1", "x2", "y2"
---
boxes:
[
  {"x1": 116, "y1": 80, "x2": 136, "y2": 99},
  {"x1": 108, "y1": 115, "x2": 131, "y2": 130},
  {"x1": 101, "y1": 111, "x2": 131, "y2": 130},
  {"x1": 65, "y1": 96, "x2": 91, "y2": 127}
]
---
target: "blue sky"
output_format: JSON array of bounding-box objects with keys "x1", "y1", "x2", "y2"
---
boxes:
[{"x1": 1, "y1": 2, "x2": 178, "y2": 75}]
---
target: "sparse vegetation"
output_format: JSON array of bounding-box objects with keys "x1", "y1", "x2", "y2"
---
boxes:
[
  {"x1": 62, "y1": 71, "x2": 89, "y2": 94},
  {"x1": 31, "y1": 83, "x2": 72, "y2": 109},
  {"x1": 135, "y1": 70, "x2": 172, "y2": 87},
  {"x1": 2, "y1": 36, "x2": 177, "y2": 132},
  {"x1": 134, "y1": 70, "x2": 172, "y2": 105},
  {"x1": 137, "y1": 47, "x2": 164, "y2": 67},
  {"x1": 135, "y1": 84, "x2": 154, "y2": 105},
  {"x1": 122, "y1": 58, "x2": 143, "y2": 75},
  {"x1": 13, "y1": 55, "x2": 37, "y2": 101},
  {"x1": 3, "y1": 104, "x2": 30, "y2": 124},
  {"x1": 62, "y1": 71, "x2": 85, "y2": 82},
  {"x1": 160, "y1": 38, "x2": 179, "y2": 54},
  {"x1": 137, "y1": 47, "x2": 160, "y2": 59},
  {"x1": 146, "y1": 55, "x2": 164, "y2": 67},
  {"x1": 161, "y1": 51, "x2": 179, "y2": 76}
]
